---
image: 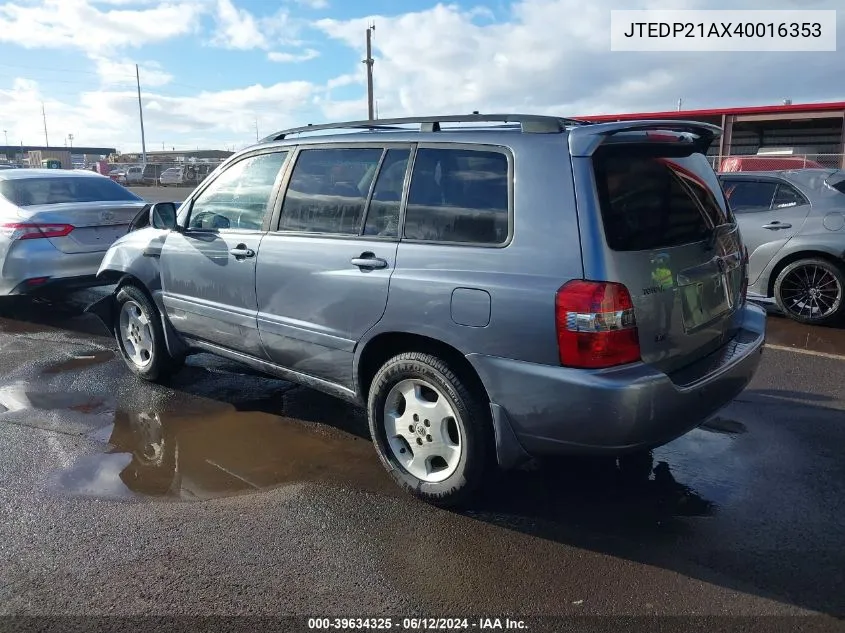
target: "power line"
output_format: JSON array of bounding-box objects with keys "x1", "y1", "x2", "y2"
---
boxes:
[
  {"x1": 0, "y1": 65, "x2": 210, "y2": 93},
  {"x1": 0, "y1": 61, "x2": 104, "y2": 76}
]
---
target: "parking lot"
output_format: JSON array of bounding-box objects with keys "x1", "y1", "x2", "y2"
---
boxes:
[
  {"x1": 0, "y1": 282, "x2": 844, "y2": 625},
  {"x1": 128, "y1": 185, "x2": 191, "y2": 204}
]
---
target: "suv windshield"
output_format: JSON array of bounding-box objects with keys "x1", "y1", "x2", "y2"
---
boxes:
[{"x1": 0, "y1": 176, "x2": 143, "y2": 206}]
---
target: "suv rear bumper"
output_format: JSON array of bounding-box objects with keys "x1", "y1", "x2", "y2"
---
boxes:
[{"x1": 467, "y1": 303, "x2": 766, "y2": 457}]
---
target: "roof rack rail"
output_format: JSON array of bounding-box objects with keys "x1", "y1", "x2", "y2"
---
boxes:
[{"x1": 259, "y1": 113, "x2": 589, "y2": 143}]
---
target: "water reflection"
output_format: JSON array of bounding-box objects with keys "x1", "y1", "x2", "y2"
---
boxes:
[{"x1": 51, "y1": 407, "x2": 392, "y2": 501}]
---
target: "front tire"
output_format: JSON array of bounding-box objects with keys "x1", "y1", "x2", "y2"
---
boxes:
[
  {"x1": 114, "y1": 284, "x2": 182, "y2": 382},
  {"x1": 774, "y1": 258, "x2": 845, "y2": 325},
  {"x1": 367, "y1": 352, "x2": 492, "y2": 508}
]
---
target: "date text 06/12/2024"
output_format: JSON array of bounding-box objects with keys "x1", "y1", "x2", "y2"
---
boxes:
[{"x1": 307, "y1": 618, "x2": 528, "y2": 630}]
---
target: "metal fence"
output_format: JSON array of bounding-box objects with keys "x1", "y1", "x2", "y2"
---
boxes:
[{"x1": 708, "y1": 153, "x2": 844, "y2": 172}]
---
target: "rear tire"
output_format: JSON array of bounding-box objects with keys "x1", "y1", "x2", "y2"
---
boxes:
[
  {"x1": 114, "y1": 284, "x2": 183, "y2": 383},
  {"x1": 773, "y1": 258, "x2": 845, "y2": 325},
  {"x1": 367, "y1": 352, "x2": 492, "y2": 508}
]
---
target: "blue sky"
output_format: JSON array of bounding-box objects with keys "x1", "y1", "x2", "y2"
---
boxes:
[{"x1": 1, "y1": 0, "x2": 842, "y2": 153}]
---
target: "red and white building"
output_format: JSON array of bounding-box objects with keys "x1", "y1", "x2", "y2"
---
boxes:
[{"x1": 576, "y1": 101, "x2": 845, "y2": 171}]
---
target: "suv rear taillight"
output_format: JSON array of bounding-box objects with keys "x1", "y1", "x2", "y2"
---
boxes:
[
  {"x1": 740, "y1": 246, "x2": 749, "y2": 305},
  {"x1": 0, "y1": 223, "x2": 75, "y2": 240},
  {"x1": 555, "y1": 280, "x2": 641, "y2": 369}
]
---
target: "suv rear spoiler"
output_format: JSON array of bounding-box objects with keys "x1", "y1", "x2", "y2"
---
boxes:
[{"x1": 568, "y1": 120, "x2": 722, "y2": 157}]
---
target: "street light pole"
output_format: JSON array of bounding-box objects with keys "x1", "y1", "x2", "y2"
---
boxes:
[
  {"x1": 136, "y1": 64, "x2": 148, "y2": 166},
  {"x1": 68, "y1": 133, "x2": 74, "y2": 149},
  {"x1": 41, "y1": 102, "x2": 49, "y2": 146},
  {"x1": 363, "y1": 23, "x2": 375, "y2": 120}
]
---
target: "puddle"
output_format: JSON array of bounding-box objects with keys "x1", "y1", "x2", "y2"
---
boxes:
[
  {"x1": 0, "y1": 317, "x2": 45, "y2": 335},
  {"x1": 49, "y1": 407, "x2": 393, "y2": 501},
  {"x1": 0, "y1": 385, "x2": 112, "y2": 415},
  {"x1": 653, "y1": 427, "x2": 745, "y2": 508},
  {"x1": 0, "y1": 383, "x2": 116, "y2": 433},
  {"x1": 41, "y1": 350, "x2": 115, "y2": 374},
  {"x1": 700, "y1": 416, "x2": 747, "y2": 435},
  {"x1": 766, "y1": 315, "x2": 845, "y2": 355}
]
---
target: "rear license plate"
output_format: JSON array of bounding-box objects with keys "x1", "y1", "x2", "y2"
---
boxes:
[{"x1": 680, "y1": 274, "x2": 731, "y2": 331}]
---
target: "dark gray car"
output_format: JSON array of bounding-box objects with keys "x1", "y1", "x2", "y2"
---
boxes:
[
  {"x1": 719, "y1": 169, "x2": 845, "y2": 324},
  {"x1": 88, "y1": 114, "x2": 766, "y2": 507}
]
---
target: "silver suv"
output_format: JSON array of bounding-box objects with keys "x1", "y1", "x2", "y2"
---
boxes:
[{"x1": 88, "y1": 114, "x2": 766, "y2": 507}]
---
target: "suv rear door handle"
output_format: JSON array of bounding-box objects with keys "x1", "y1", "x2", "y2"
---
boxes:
[
  {"x1": 230, "y1": 245, "x2": 255, "y2": 259},
  {"x1": 351, "y1": 252, "x2": 388, "y2": 270},
  {"x1": 762, "y1": 222, "x2": 792, "y2": 230}
]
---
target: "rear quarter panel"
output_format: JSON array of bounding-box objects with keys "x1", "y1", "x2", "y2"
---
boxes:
[
  {"x1": 751, "y1": 184, "x2": 845, "y2": 296},
  {"x1": 359, "y1": 136, "x2": 582, "y2": 366},
  {"x1": 755, "y1": 227, "x2": 845, "y2": 296}
]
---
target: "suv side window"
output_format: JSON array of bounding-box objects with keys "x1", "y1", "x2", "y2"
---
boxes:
[
  {"x1": 404, "y1": 148, "x2": 509, "y2": 245},
  {"x1": 721, "y1": 180, "x2": 777, "y2": 214},
  {"x1": 363, "y1": 149, "x2": 411, "y2": 237},
  {"x1": 279, "y1": 148, "x2": 384, "y2": 234},
  {"x1": 772, "y1": 183, "x2": 808, "y2": 209},
  {"x1": 187, "y1": 151, "x2": 287, "y2": 231}
]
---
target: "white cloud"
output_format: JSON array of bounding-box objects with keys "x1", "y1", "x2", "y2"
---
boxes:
[
  {"x1": 90, "y1": 56, "x2": 174, "y2": 87},
  {"x1": 210, "y1": 0, "x2": 269, "y2": 50},
  {"x1": 268, "y1": 48, "x2": 320, "y2": 63},
  {"x1": 1, "y1": 75, "x2": 319, "y2": 153},
  {"x1": 209, "y1": 0, "x2": 302, "y2": 51},
  {"x1": 316, "y1": 0, "x2": 845, "y2": 118},
  {"x1": 4, "y1": 0, "x2": 844, "y2": 154},
  {"x1": 0, "y1": 0, "x2": 204, "y2": 54},
  {"x1": 326, "y1": 74, "x2": 360, "y2": 90}
]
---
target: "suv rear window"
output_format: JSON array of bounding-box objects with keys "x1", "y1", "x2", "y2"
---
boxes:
[{"x1": 593, "y1": 151, "x2": 729, "y2": 251}]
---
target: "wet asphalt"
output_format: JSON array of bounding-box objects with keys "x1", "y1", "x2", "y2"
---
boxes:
[{"x1": 0, "y1": 293, "x2": 843, "y2": 627}]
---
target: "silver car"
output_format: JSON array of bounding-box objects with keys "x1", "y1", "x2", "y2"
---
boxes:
[
  {"x1": 159, "y1": 167, "x2": 185, "y2": 187},
  {"x1": 88, "y1": 114, "x2": 766, "y2": 507},
  {"x1": 0, "y1": 169, "x2": 148, "y2": 296},
  {"x1": 719, "y1": 169, "x2": 845, "y2": 324}
]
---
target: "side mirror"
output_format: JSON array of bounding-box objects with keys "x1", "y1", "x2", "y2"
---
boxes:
[{"x1": 150, "y1": 202, "x2": 179, "y2": 230}]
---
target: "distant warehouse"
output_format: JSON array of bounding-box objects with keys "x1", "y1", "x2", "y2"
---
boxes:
[
  {"x1": 576, "y1": 100, "x2": 845, "y2": 171},
  {"x1": 0, "y1": 145, "x2": 116, "y2": 169}
]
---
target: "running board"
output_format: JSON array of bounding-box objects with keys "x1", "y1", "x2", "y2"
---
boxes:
[{"x1": 184, "y1": 338, "x2": 360, "y2": 405}]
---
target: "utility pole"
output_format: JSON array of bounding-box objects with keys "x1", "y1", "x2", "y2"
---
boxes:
[
  {"x1": 41, "y1": 102, "x2": 49, "y2": 146},
  {"x1": 135, "y1": 64, "x2": 147, "y2": 166},
  {"x1": 68, "y1": 133, "x2": 74, "y2": 149},
  {"x1": 2, "y1": 130, "x2": 7, "y2": 146},
  {"x1": 363, "y1": 23, "x2": 375, "y2": 120},
  {"x1": 255, "y1": 117, "x2": 259, "y2": 142},
  {"x1": 677, "y1": 98, "x2": 683, "y2": 111}
]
